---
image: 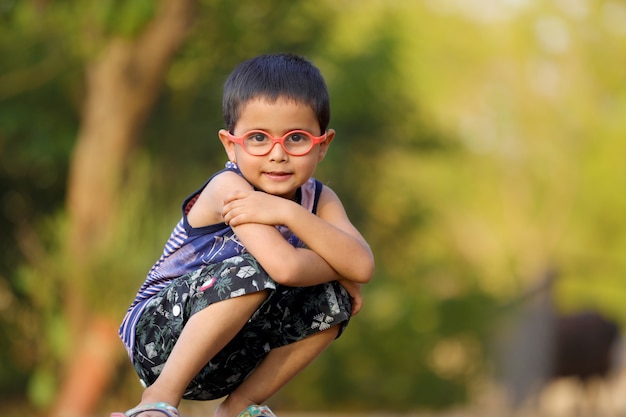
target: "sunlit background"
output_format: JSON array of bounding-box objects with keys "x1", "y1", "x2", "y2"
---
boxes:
[{"x1": 1, "y1": 0, "x2": 626, "y2": 416}]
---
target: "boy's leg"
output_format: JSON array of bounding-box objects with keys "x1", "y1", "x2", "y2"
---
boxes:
[
  {"x1": 138, "y1": 290, "x2": 269, "y2": 410},
  {"x1": 214, "y1": 324, "x2": 341, "y2": 417}
]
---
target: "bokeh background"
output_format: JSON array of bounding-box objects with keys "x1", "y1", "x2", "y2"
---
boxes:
[{"x1": 2, "y1": 0, "x2": 626, "y2": 416}]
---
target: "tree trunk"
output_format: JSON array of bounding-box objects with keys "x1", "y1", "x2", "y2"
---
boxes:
[
  {"x1": 52, "y1": 1, "x2": 195, "y2": 416},
  {"x1": 67, "y1": 0, "x2": 195, "y2": 262}
]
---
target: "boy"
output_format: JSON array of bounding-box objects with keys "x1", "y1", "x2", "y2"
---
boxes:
[{"x1": 112, "y1": 53, "x2": 375, "y2": 417}]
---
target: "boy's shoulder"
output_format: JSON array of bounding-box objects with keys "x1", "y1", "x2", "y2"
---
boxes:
[
  {"x1": 208, "y1": 163, "x2": 251, "y2": 189},
  {"x1": 200, "y1": 168, "x2": 252, "y2": 202}
]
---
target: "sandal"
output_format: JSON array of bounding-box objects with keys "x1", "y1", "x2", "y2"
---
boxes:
[
  {"x1": 110, "y1": 402, "x2": 179, "y2": 417},
  {"x1": 238, "y1": 404, "x2": 277, "y2": 417}
]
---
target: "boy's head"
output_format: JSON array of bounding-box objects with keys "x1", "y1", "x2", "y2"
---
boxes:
[{"x1": 223, "y1": 53, "x2": 330, "y2": 134}]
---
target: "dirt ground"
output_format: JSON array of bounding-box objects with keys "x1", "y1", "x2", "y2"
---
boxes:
[
  {"x1": 178, "y1": 402, "x2": 505, "y2": 417},
  {"x1": 4, "y1": 374, "x2": 626, "y2": 417},
  {"x1": 178, "y1": 373, "x2": 626, "y2": 417}
]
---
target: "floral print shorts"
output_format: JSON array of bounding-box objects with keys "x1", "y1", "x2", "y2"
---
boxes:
[{"x1": 132, "y1": 253, "x2": 352, "y2": 400}]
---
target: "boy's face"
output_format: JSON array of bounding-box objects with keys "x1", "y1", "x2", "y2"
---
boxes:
[{"x1": 219, "y1": 96, "x2": 334, "y2": 200}]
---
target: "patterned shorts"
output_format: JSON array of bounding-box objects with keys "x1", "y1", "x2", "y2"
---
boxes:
[{"x1": 132, "y1": 253, "x2": 352, "y2": 400}]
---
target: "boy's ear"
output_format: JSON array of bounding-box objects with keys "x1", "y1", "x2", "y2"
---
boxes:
[
  {"x1": 317, "y1": 129, "x2": 335, "y2": 162},
  {"x1": 218, "y1": 129, "x2": 237, "y2": 163}
]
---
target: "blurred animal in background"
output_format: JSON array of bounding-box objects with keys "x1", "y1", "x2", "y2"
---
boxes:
[
  {"x1": 546, "y1": 311, "x2": 623, "y2": 417},
  {"x1": 552, "y1": 311, "x2": 620, "y2": 383},
  {"x1": 495, "y1": 270, "x2": 624, "y2": 417}
]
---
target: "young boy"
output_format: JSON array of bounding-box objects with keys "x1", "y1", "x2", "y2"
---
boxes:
[{"x1": 112, "y1": 53, "x2": 375, "y2": 417}]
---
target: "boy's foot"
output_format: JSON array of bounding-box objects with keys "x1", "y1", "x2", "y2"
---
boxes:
[
  {"x1": 237, "y1": 404, "x2": 277, "y2": 417},
  {"x1": 110, "y1": 401, "x2": 179, "y2": 417}
]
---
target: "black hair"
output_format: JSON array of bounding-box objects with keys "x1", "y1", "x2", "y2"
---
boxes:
[{"x1": 222, "y1": 53, "x2": 330, "y2": 133}]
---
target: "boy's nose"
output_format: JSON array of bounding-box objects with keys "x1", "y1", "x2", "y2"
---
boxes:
[{"x1": 268, "y1": 142, "x2": 288, "y2": 160}]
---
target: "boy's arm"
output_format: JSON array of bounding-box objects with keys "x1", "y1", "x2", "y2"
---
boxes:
[
  {"x1": 188, "y1": 171, "x2": 345, "y2": 286},
  {"x1": 223, "y1": 185, "x2": 375, "y2": 285},
  {"x1": 233, "y1": 219, "x2": 365, "y2": 315},
  {"x1": 230, "y1": 222, "x2": 343, "y2": 285}
]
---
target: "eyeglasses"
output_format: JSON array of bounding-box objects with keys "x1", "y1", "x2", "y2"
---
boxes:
[{"x1": 227, "y1": 130, "x2": 327, "y2": 156}]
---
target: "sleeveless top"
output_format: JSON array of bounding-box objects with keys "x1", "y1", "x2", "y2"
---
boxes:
[{"x1": 119, "y1": 161, "x2": 323, "y2": 357}]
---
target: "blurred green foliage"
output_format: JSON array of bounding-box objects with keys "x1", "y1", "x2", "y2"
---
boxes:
[{"x1": 1, "y1": 0, "x2": 626, "y2": 414}]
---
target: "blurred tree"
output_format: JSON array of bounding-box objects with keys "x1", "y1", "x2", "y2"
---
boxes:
[
  {"x1": 1, "y1": 0, "x2": 197, "y2": 416},
  {"x1": 57, "y1": 1, "x2": 196, "y2": 416}
]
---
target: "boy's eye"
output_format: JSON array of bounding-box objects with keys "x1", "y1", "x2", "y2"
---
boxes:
[
  {"x1": 248, "y1": 133, "x2": 269, "y2": 143},
  {"x1": 286, "y1": 133, "x2": 306, "y2": 143}
]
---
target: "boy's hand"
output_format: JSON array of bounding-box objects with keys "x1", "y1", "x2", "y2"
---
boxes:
[
  {"x1": 222, "y1": 190, "x2": 291, "y2": 227},
  {"x1": 338, "y1": 279, "x2": 363, "y2": 316}
]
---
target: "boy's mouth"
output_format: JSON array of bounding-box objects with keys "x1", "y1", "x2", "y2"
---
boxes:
[{"x1": 265, "y1": 171, "x2": 292, "y2": 180}]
